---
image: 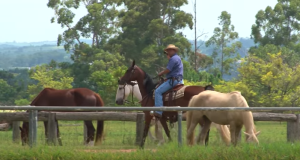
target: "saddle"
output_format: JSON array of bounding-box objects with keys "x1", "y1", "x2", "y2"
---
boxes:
[{"x1": 152, "y1": 80, "x2": 187, "y2": 106}]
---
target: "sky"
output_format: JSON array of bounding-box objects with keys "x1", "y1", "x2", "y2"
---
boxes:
[{"x1": 0, "y1": 0, "x2": 278, "y2": 43}]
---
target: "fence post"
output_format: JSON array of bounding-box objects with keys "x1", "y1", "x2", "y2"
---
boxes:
[
  {"x1": 135, "y1": 112, "x2": 145, "y2": 146},
  {"x1": 177, "y1": 106, "x2": 182, "y2": 147},
  {"x1": 47, "y1": 112, "x2": 57, "y2": 145},
  {"x1": 287, "y1": 114, "x2": 300, "y2": 142},
  {"x1": 29, "y1": 110, "x2": 38, "y2": 147},
  {"x1": 83, "y1": 122, "x2": 87, "y2": 145},
  {"x1": 12, "y1": 121, "x2": 20, "y2": 143}
]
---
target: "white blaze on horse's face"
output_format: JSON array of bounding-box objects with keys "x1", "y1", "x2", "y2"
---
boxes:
[{"x1": 115, "y1": 84, "x2": 130, "y2": 105}]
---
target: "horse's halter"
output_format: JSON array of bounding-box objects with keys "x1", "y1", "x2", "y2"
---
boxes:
[
  {"x1": 118, "y1": 66, "x2": 137, "y2": 105},
  {"x1": 118, "y1": 81, "x2": 138, "y2": 105}
]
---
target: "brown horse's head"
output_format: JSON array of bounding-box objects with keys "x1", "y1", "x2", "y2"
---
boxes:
[
  {"x1": 119, "y1": 60, "x2": 141, "y2": 85},
  {"x1": 19, "y1": 122, "x2": 29, "y2": 146}
]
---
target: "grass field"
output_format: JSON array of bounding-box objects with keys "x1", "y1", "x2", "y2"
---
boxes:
[{"x1": 0, "y1": 121, "x2": 299, "y2": 160}]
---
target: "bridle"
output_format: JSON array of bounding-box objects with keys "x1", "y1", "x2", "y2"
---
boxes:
[
  {"x1": 118, "y1": 81, "x2": 139, "y2": 105},
  {"x1": 118, "y1": 66, "x2": 138, "y2": 105}
]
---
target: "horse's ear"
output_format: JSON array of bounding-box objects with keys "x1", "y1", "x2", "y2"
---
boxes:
[
  {"x1": 132, "y1": 60, "x2": 135, "y2": 67},
  {"x1": 243, "y1": 131, "x2": 250, "y2": 136},
  {"x1": 255, "y1": 131, "x2": 261, "y2": 136},
  {"x1": 118, "y1": 78, "x2": 120, "y2": 83}
]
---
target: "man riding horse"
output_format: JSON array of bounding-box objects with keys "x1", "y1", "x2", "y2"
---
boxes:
[{"x1": 151, "y1": 44, "x2": 184, "y2": 118}]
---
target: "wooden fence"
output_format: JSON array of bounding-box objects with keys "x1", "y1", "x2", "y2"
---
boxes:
[
  {"x1": 0, "y1": 111, "x2": 145, "y2": 146},
  {"x1": 1, "y1": 111, "x2": 300, "y2": 146}
]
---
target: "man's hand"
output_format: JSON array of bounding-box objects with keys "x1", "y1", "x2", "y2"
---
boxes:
[{"x1": 158, "y1": 69, "x2": 170, "y2": 76}]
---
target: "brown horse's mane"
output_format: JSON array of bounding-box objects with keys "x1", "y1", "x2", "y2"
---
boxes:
[
  {"x1": 140, "y1": 68, "x2": 159, "y2": 96},
  {"x1": 30, "y1": 88, "x2": 54, "y2": 106}
]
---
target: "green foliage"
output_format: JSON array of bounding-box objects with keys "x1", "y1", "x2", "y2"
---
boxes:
[
  {"x1": 14, "y1": 99, "x2": 30, "y2": 106},
  {"x1": 216, "y1": 52, "x2": 300, "y2": 107},
  {"x1": 48, "y1": 0, "x2": 120, "y2": 51},
  {"x1": 205, "y1": 11, "x2": 241, "y2": 78},
  {"x1": 27, "y1": 64, "x2": 74, "y2": 101},
  {"x1": 110, "y1": 0, "x2": 193, "y2": 74},
  {"x1": 251, "y1": 0, "x2": 300, "y2": 48},
  {"x1": 0, "y1": 79, "x2": 17, "y2": 105}
]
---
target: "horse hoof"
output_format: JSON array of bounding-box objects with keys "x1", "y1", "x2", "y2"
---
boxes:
[{"x1": 86, "y1": 141, "x2": 94, "y2": 146}]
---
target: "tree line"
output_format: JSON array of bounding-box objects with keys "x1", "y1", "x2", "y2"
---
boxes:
[{"x1": 0, "y1": 0, "x2": 299, "y2": 107}]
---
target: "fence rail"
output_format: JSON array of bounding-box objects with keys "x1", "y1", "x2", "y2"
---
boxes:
[
  {"x1": 0, "y1": 112, "x2": 139, "y2": 122},
  {"x1": 1, "y1": 106, "x2": 300, "y2": 148},
  {"x1": 1, "y1": 106, "x2": 300, "y2": 111}
]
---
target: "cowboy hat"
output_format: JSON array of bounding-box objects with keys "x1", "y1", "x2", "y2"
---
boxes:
[{"x1": 164, "y1": 44, "x2": 179, "y2": 52}]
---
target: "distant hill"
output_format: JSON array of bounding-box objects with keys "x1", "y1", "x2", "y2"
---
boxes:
[{"x1": 0, "y1": 38, "x2": 255, "y2": 80}]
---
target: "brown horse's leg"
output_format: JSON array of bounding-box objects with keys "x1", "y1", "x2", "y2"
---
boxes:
[
  {"x1": 140, "y1": 114, "x2": 153, "y2": 149},
  {"x1": 84, "y1": 121, "x2": 95, "y2": 146},
  {"x1": 43, "y1": 121, "x2": 48, "y2": 144},
  {"x1": 56, "y1": 120, "x2": 62, "y2": 146},
  {"x1": 155, "y1": 118, "x2": 164, "y2": 145},
  {"x1": 159, "y1": 117, "x2": 172, "y2": 142}
]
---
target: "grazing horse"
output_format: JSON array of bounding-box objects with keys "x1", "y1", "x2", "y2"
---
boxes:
[
  {"x1": 115, "y1": 81, "x2": 165, "y2": 145},
  {"x1": 118, "y1": 60, "x2": 229, "y2": 148},
  {"x1": 186, "y1": 90, "x2": 261, "y2": 146},
  {"x1": 19, "y1": 88, "x2": 105, "y2": 146}
]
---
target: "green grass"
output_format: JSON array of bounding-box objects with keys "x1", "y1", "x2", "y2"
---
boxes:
[{"x1": 0, "y1": 121, "x2": 299, "y2": 160}]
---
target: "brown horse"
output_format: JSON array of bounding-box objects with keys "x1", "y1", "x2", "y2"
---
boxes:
[
  {"x1": 119, "y1": 60, "x2": 228, "y2": 148},
  {"x1": 19, "y1": 88, "x2": 105, "y2": 146}
]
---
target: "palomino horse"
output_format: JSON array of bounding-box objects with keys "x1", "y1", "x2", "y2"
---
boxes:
[
  {"x1": 186, "y1": 90, "x2": 261, "y2": 146},
  {"x1": 118, "y1": 60, "x2": 229, "y2": 148},
  {"x1": 19, "y1": 88, "x2": 105, "y2": 146},
  {"x1": 115, "y1": 81, "x2": 165, "y2": 145}
]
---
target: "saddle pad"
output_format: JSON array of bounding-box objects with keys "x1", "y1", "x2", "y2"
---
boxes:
[{"x1": 153, "y1": 86, "x2": 188, "y2": 101}]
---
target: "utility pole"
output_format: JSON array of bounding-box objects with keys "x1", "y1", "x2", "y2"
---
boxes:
[{"x1": 194, "y1": 0, "x2": 197, "y2": 71}]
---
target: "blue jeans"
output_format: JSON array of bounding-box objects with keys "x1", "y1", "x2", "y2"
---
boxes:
[{"x1": 154, "y1": 79, "x2": 184, "y2": 115}]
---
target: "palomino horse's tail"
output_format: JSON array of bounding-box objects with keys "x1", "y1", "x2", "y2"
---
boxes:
[
  {"x1": 94, "y1": 93, "x2": 105, "y2": 145},
  {"x1": 186, "y1": 96, "x2": 197, "y2": 146},
  {"x1": 213, "y1": 123, "x2": 231, "y2": 145}
]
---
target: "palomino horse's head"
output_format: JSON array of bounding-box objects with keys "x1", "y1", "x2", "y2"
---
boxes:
[
  {"x1": 19, "y1": 122, "x2": 29, "y2": 146},
  {"x1": 119, "y1": 60, "x2": 141, "y2": 85},
  {"x1": 244, "y1": 130, "x2": 261, "y2": 144}
]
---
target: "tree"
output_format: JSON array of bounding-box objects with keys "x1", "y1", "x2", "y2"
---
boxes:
[
  {"x1": 251, "y1": 0, "x2": 300, "y2": 48},
  {"x1": 0, "y1": 79, "x2": 17, "y2": 105},
  {"x1": 47, "y1": 0, "x2": 120, "y2": 51},
  {"x1": 205, "y1": 11, "x2": 241, "y2": 78},
  {"x1": 27, "y1": 64, "x2": 74, "y2": 101},
  {"x1": 216, "y1": 52, "x2": 300, "y2": 107},
  {"x1": 109, "y1": 0, "x2": 194, "y2": 74}
]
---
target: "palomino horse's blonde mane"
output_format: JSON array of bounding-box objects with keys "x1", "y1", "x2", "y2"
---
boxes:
[{"x1": 238, "y1": 92, "x2": 260, "y2": 142}]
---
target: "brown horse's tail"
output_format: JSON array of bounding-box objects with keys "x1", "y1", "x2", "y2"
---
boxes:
[{"x1": 94, "y1": 93, "x2": 105, "y2": 146}]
